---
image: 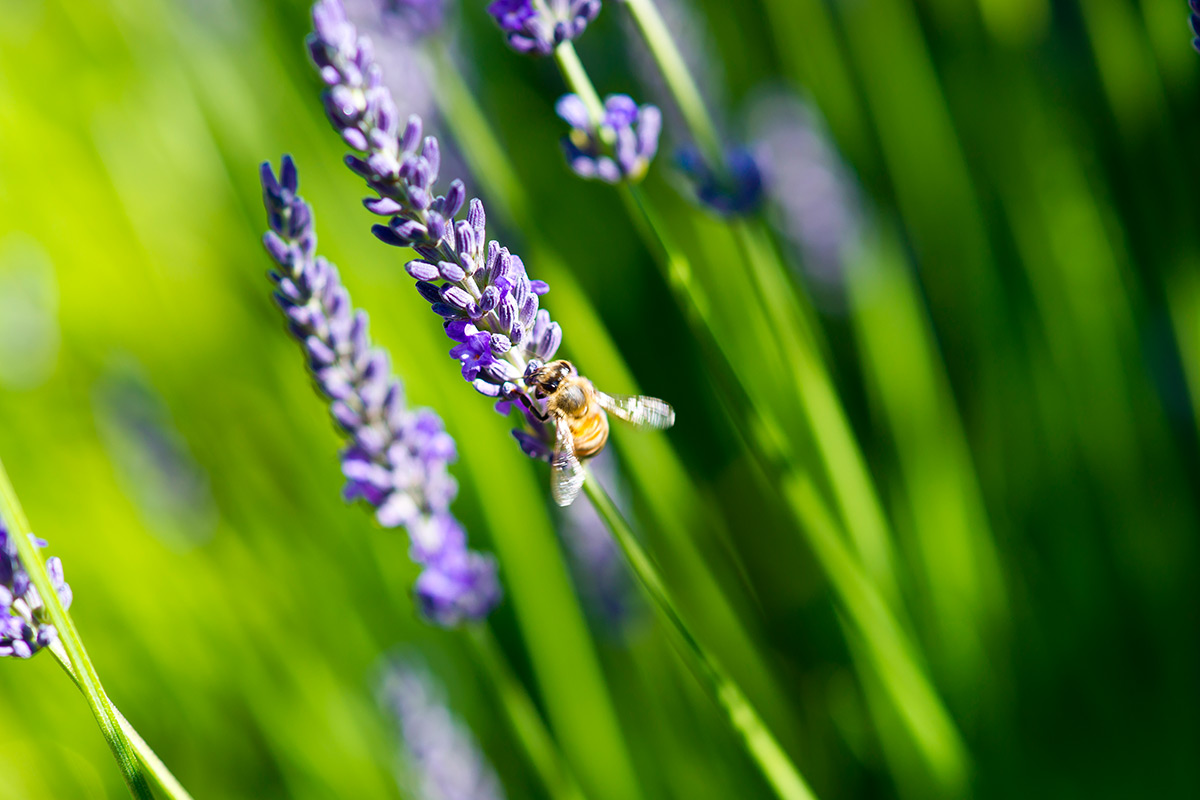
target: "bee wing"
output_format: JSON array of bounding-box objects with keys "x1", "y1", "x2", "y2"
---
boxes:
[
  {"x1": 551, "y1": 416, "x2": 585, "y2": 507},
  {"x1": 595, "y1": 391, "x2": 676, "y2": 431}
]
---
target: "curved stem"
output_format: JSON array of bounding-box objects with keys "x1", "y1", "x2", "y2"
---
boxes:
[
  {"x1": 467, "y1": 625, "x2": 589, "y2": 800},
  {"x1": 582, "y1": 470, "x2": 817, "y2": 800},
  {"x1": 49, "y1": 642, "x2": 195, "y2": 800},
  {"x1": 0, "y1": 456, "x2": 154, "y2": 800}
]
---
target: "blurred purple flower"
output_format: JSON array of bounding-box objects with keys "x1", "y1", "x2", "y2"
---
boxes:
[
  {"x1": 92, "y1": 360, "x2": 217, "y2": 550},
  {"x1": 381, "y1": 0, "x2": 446, "y2": 39},
  {"x1": 1, "y1": 521, "x2": 72, "y2": 659},
  {"x1": 749, "y1": 92, "x2": 864, "y2": 285},
  {"x1": 307, "y1": 0, "x2": 566, "y2": 461},
  {"x1": 557, "y1": 452, "x2": 638, "y2": 628},
  {"x1": 487, "y1": 0, "x2": 601, "y2": 56},
  {"x1": 556, "y1": 93, "x2": 662, "y2": 183},
  {"x1": 379, "y1": 658, "x2": 507, "y2": 800},
  {"x1": 260, "y1": 155, "x2": 500, "y2": 627},
  {"x1": 674, "y1": 144, "x2": 764, "y2": 216}
]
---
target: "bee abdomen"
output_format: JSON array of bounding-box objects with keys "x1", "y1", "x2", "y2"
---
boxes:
[{"x1": 570, "y1": 407, "x2": 609, "y2": 460}]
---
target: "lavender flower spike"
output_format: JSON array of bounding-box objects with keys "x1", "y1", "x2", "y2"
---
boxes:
[
  {"x1": 749, "y1": 93, "x2": 864, "y2": 284},
  {"x1": 308, "y1": 0, "x2": 566, "y2": 461},
  {"x1": 557, "y1": 93, "x2": 662, "y2": 184},
  {"x1": 1, "y1": 520, "x2": 72, "y2": 659},
  {"x1": 260, "y1": 155, "x2": 500, "y2": 627},
  {"x1": 380, "y1": 658, "x2": 507, "y2": 800},
  {"x1": 487, "y1": 0, "x2": 601, "y2": 56}
]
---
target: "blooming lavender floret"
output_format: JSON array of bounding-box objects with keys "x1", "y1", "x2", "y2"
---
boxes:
[
  {"x1": 260, "y1": 154, "x2": 500, "y2": 627},
  {"x1": 487, "y1": 0, "x2": 601, "y2": 56},
  {"x1": 380, "y1": 658, "x2": 507, "y2": 800},
  {"x1": 556, "y1": 94, "x2": 662, "y2": 184},
  {"x1": 307, "y1": 0, "x2": 566, "y2": 460},
  {"x1": 1, "y1": 521, "x2": 72, "y2": 659},
  {"x1": 674, "y1": 144, "x2": 765, "y2": 216}
]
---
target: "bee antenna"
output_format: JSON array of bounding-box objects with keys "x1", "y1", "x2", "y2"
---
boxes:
[{"x1": 524, "y1": 360, "x2": 543, "y2": 379}]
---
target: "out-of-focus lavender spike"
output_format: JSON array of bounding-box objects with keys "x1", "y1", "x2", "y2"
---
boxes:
[
  {"x1": 306, "y1": 0, "x2": 566, "y2": 463},
  {"x1": 1, "y1": 521, "x2": 72, "y2": 659},
  {"x1": 260, "y1": 155, "x2": 500, "y2": 627},
  {"x1": 92, "y1": 360, "x2": 217, "y2": 550},
  {"x1": 557, "y1": 452, "x2": 639, "y2": 628},
  {"x1": 556, "y1": 93, "x2": 662, "y2": 184},
  {"x1": 486, "y1": 0, "x2": 601, "y2": 56},
  {"x1": 748, "y1": 91, "x2": 865, "y2": 286},
  {"x1": 379, "y1": 658, "x2": 508, "y2": 800}
]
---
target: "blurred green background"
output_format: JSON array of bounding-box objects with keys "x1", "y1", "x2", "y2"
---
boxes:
[{"x1": 1, "y1": 0, "x2": 1198, "y2": 797}]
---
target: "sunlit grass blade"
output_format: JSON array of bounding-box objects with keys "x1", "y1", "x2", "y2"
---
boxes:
[{"x1": 846, "y1": 231, "x2": 1008, "y2": 694}]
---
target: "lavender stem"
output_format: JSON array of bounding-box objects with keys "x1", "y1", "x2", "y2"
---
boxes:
[
  {"x1": 580, "y1": 468, "x2": 817, "y2": 800},
  {"x1": 0, "y1": 456, "x2": 154, "y2": 799},
  {"x1": 48, "y1": 641, "x2": 195, "y2": 800}
]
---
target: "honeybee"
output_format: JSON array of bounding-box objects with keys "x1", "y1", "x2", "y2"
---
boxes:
[{"x1": 522, "y1": 359, "x2": 675, "y2": 506}]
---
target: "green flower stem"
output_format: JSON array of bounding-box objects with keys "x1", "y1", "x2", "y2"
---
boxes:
[
  {"x1": 467, "y1": 625, "x2": 589, "y2": 800},
  {"x1": 619, "y1": 0, "x2": 724, "y2": 167},
  {"x1": 581, "y1": 470, "x2": 817, "y2": 800},
  {"x1": 48, "y1": 642, "x2": 195, "y2": 800},
  {"x1": 554, "y1": 44, "x2": 606, "y2": 126},
  {"x1": 0, "y1": 455, "x2": 154, "y2": 800}
]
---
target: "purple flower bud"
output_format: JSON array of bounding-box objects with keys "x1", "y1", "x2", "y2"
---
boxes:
[
  {"x1": 342, "y1": 126, "x2": 368, "y2": 150},
  {"x1": 401, "y1": 115, "x2": 422, "y2": 152},
  {"x1": 443, "y1": 179, "x2": 466, "y2": 218},
  {"x1": 438, "y1": 261, "x2": 466, "y2": 283},
  {"x1": 478, "y1": 285, "x2": 500, "y2": 314},
  {"x1": 440, "y1": 285, "x2": 474, "y2": 311},
  {"x1": 306, "y1": 336, "x2": 337, "y2": 367},
  {"x1": 405, "y1": 260, "x2": 441, "y2": 281},
  {"x1": 364, "y1": 196, "x2": 403, "y2": 215},
  {"x1": 415, "y1": 280, "x2": 443, "y2": 305},
  {"x1": 373, "y1": 223, "x2": 409, "y2": 247}
]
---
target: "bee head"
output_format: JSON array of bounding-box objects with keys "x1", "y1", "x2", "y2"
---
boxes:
[{"x1": 524, "y1": 359, "x2": 571, "y2": 398}]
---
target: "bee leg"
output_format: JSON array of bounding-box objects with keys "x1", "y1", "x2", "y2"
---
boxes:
[{"x1": 517, "y1": 392, "x2": 550, "y2": 422}]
